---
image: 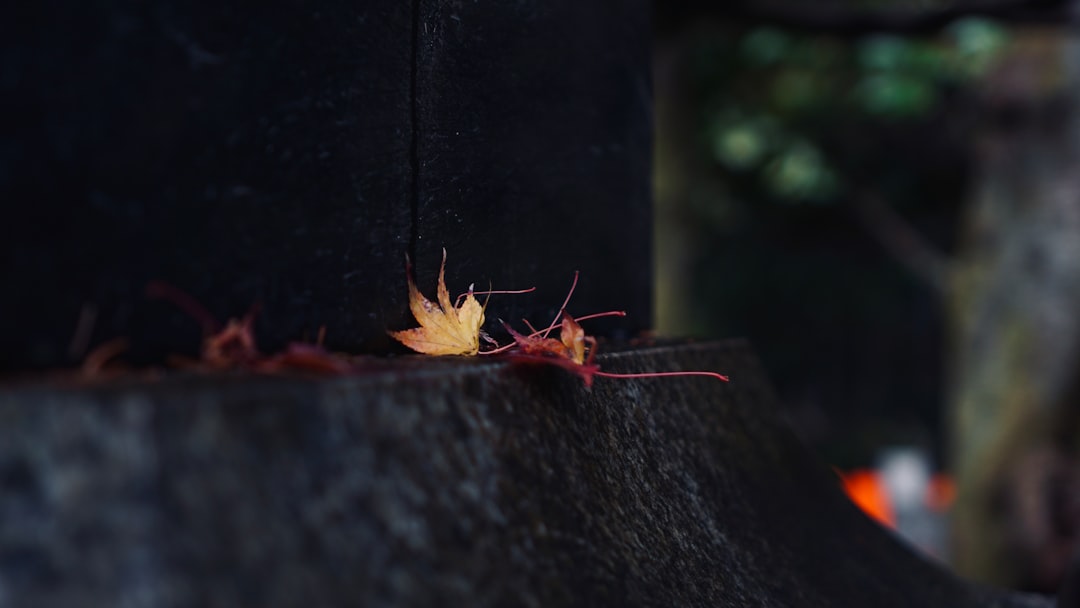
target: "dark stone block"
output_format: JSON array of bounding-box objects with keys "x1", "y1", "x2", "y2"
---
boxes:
[
  {"x1": 1, "y1": 1, "x2": 652, "y2": 371},
  {"x1": 0, "y1": 342, "x2": 1051, "y2": 606},
  {"x1": 2, "y1": 1, "x2": 414, "y2": 368},
  {"x1": 413, "y1": 0, "x2": 653, "y2": 341}
]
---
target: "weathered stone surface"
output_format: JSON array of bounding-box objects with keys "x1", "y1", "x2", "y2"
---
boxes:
[{"x1": 0, "y1": 342, "x2": 1051, "y2": 606}]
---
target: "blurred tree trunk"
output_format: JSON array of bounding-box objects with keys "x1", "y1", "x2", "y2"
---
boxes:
[
  {"x1": 654, "y1": 41, "x2": 720, "y2": 339},
  {"x1": 948, "y1": 27, "x2": 1080, "y2": 591}
]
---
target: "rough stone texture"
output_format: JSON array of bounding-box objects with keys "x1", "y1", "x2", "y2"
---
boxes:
[{"x1": 0, "y1": 342, "x2": 1051, "y2": 607}]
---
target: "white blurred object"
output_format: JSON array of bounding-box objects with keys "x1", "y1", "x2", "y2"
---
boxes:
[{"x1": 878, "y1": 446, "x2": 947, "y2": 561}]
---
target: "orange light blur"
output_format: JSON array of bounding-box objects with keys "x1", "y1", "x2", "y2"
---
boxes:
[
  {"x1": 925, "y1": 474, "x2": 956, "y2": 512},
  {"x1": 839, "y1": 469, "x2": 956, "y2": 527},
  {"x1": 840, "y1": 469, "x2": 896, "y2": 528}
]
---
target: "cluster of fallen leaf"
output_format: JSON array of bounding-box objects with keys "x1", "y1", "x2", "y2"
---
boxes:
[
  {"x1": 136, "y1": 281, "x2": 352, "y2": 375},
  {"x1": 388, "y1": 250, "x2": 728, "y2": 387},
  {"x1": 81, "y1": 250, "x2": 728, "y2": 386}
]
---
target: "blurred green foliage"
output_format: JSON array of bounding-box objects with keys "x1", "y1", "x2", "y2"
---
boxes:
[
  {"x1": 702, "y1": 18, "x2": 1007, "y2": 202},
  {"x1": 658, "y1": 18, "x2": 1011, "y2": 465}
]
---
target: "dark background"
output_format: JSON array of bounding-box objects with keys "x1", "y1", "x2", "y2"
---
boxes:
[
  {"x1": 0, "y1": 1, "x2": 651, "y2": 371},
  {"x1": 653, "y1": 0, "x2": 1080, "y2": 591},
  {"x1": 654, "y1": 4, "x2": 1011, "y2": 466}
]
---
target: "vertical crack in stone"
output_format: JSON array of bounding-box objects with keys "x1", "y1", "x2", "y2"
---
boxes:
[{"x1": 408, "y1": 0, "x2": 421, "y2": 263}]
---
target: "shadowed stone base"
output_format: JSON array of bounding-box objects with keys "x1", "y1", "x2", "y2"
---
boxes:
[{"x1": 0, "y1": 341, "x2": 1051, "y2": 607}]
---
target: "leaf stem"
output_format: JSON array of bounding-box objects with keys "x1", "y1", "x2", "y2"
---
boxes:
[{"x1": 593, "y1": 370, "x2": 729, "y2": 382}]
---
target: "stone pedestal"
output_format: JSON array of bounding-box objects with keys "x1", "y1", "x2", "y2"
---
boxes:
[{"x1": 0, "y1": 342, "x2": 1050, "y2": 607}]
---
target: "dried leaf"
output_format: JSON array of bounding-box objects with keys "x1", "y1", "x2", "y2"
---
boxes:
[
  {"x1": 501, "y1": 313, "x2": 601, "y2": 386},
  {"x1": 505, "y1": 351, "x2": 602, "y2": 387},
  {"x1": 389, "y1": 249, "x2": 485, "y2": 356},
  {"x1": 502, "y1": 314, "x2": 592, "y2": 365},
  {"x1": 202, "y1": 314, "x2": 260, "y2": 369},
  {"x1": 498, "y1": 274, "x2": 728, "y2": 386},
  {"x1": 257, "y1": 343, "x2": 353, "y2": 374},
  {"x1": 80, "y1": 338, "x2": 130, "y2": 378},
  {"x1": 559, "y1": 315, "x2": 589, "y2": 364}
]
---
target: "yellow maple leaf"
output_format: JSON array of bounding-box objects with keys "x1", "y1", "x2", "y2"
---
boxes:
[{"x1": 389, "y1": 249, "x2": 485, "y2": 356}]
